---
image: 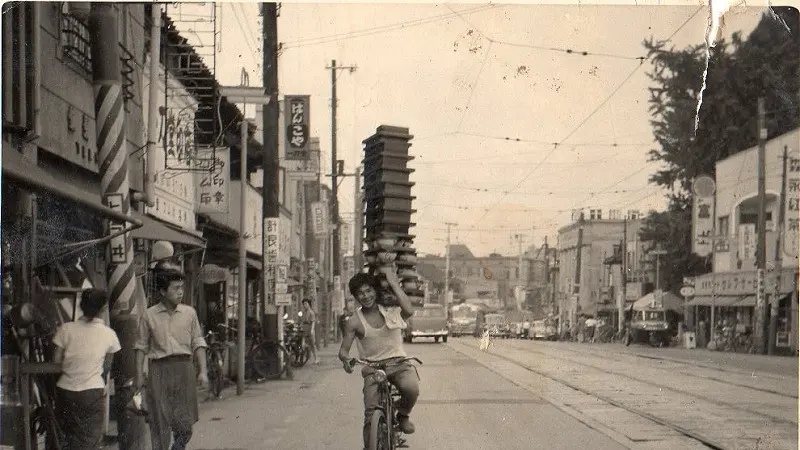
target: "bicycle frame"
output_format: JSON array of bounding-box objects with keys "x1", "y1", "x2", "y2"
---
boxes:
[{"x1": 350, "y1": 357, "x2": 422, "y2": 450}]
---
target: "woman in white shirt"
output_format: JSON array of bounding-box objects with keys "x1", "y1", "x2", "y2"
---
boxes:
[{"x1": 52, "y1": 289, "x2": 121, "y2": 450}]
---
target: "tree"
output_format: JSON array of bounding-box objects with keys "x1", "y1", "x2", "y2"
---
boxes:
[{"x1": 640, "y1": 8, "x2": 799, "y2": 289}]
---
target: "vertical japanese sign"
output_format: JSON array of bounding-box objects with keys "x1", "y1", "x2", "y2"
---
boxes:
[
  {"x1": 105, "y1": 193, "x2": 130, "y2": 264},
  {"x1": 310, "y1": 201, "x2": 327, "y2": 236},
  {"x1": 306, "y1": 258, "x2": 318, "y2": 302},
  {"x1": 784, "y1": 152, "x2": 800, "y2": 258},
  {"x1": 284, "y1": 95, "x2": 310, "y2": 160},
  {"x1": 275, "y1": 213, "x2": 292, "y2": 305},
  {"x1": 692, "y1": 175, "x2": 716, "y2": 257},
  {"x1": 194, "y1": 148, "x2": 229, "y2": 213},
  {"x1": 340, "y1": 222, "x2": 351, "y2": 254},
  {"x1": 263, "y1": 218, "x2": 279, "y2": 306},
  {"x1": 739, "y1": 224, "x2": 756, "y2": 261}
]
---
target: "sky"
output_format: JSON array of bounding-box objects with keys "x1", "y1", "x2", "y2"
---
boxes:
[{"x1": 170, "y1": 1, "x2": 768, "y2": 258}]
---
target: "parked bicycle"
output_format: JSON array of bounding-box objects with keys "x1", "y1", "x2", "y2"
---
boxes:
[
  {"x1": 283, "y1": 320, "x2": 310, "y2": 368},
  {"x1": 349, "y1": 357, "x2": 423, "y2": 450},
  {"x1": 219, "y1": 323, "x2": 292, "y2": 381},
  {"x1": 205, "y1": 326, "x2": 228, "y2": 399}
]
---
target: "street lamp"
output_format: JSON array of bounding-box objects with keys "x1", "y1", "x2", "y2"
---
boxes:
[{"x1": 219, "y1": 81, "x2": 270, "y2": 396}]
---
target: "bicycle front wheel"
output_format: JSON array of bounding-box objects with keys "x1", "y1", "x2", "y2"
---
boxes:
[
  {"x1": 368, "y1": 409, "x2": 390, "y2": 450},
  {"x1": 248, "y1": 342, "x2": 290, "y2": 380}
]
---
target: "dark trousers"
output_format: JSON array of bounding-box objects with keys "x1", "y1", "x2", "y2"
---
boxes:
[
  {"x1": 146, "y1": 356, "x2": 198, "y2": 450},
  {"x1": 362, "y1": 363, "x2": 419, "y2": 447},
  {"x1": 56, "y1": 387, "x2": 105, "y2": 450}
]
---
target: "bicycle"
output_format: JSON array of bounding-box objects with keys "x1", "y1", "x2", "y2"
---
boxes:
[
  {"x1": 349, "y1": 357, "x2": 423, "y2": 450},
  {"x1": 205, "y1": 326, "x2": 228, "y2": 399},
  {"x1": 219, "y1": 323, "x2": 292, "y2": 381}
]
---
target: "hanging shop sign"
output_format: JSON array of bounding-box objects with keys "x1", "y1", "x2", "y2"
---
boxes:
[
  {"x1": 284, "y1": 95, "x2": 310, "y2": 160},
  {"x1": 692, "y1": 175, "x2": 716, "y2": 257},
  {"x1": 194, "y1": 148, "x2": 229, "y2": 213},
  {"x1": 784, "y1": 150, "x2": 800, "y2": 258},
  {"x1": 310, "y1": 201, "x2": 327, "y2": 236}
]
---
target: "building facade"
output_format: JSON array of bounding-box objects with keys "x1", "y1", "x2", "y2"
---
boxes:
[
  {"x1": 687, "y1": 128, "x2": 799, "y2": 355},
  {"x1": 556, "y1": 210, "x2": 655, "y2": 328}
]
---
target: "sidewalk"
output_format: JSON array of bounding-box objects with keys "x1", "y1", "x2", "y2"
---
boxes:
[{"x1": 192, "y1": 343, "x2": 364, "y2": 449}]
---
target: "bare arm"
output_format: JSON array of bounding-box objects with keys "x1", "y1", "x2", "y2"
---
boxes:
[
  {"x1": 135, "y1": 350, "x2": 146, "y2": 390},
  {"x1": 338, "y1": 315, "x2": 357, "y2": 363},
  {"x1": 378, "y1": 265, "x2": 415, "y2": 319},
  {"x1": 52, "y1": 346, "x2": 64, "y2": 364}
]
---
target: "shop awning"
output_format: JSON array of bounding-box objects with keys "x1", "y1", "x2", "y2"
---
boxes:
[
  {"x1": 246, "y1": 258, "x2": 262, "y2": 270},
  {"x1": 733, "y1": 295, "x2": 756, "y2": 307},
  {"x1": 685, "y1": 296, "x2": 740, "y2": 307},
  {"x1": 130, "y1": 212, "x2": 205, "y2": 248},
  {"x1": 3, "y1": 149, "x2": 141, "y2": 227}
]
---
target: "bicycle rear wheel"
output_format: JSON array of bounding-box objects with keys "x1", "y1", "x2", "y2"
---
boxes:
[
  {"x1": 207, "y1": 348, "x2": 224, "y2": 398},
  {"x1": 368, "y1": 409, "x2": 390, "y2": 450},
  {"x1": 248, "y1": 342, "x2": 290, "y2": 380}
]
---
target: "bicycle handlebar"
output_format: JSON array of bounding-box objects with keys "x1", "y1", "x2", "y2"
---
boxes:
[{"x1": 349, "y1": 356, "x2": 422, "y2": 369}]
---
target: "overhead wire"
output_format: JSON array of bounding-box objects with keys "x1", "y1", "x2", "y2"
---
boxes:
[
  {"x1": 462, "y1": 5, "x2": 706, "y2": 233},
  {"x1": 282, "y1": 4, "x2": 498, "y2": 49}
]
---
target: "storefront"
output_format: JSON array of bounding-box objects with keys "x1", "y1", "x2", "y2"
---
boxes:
[
  {"x1": 687, "y1": 268, "x2": 798, "y2": 354},
  {"x1": 2, "y1": 146, "x2": 145, "y2": 450}
]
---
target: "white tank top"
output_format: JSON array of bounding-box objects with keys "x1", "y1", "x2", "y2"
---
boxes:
[{"x1": 355, "y1": 308, "x2": 406, "y2": 361}]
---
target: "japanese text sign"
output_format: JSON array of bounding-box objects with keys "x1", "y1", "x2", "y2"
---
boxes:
[
  {"x1": 263, "y1": 218, "x2": 280, "y2": 306},
  {"x1": 310, "y1": 201, "x2": 327, "y2": 236},
  {"x1": 284, "y1": 96, "x2": 310, "y2": 160},
  {"x1": 104, "y1": 193, "x2": 130, "y2": 264},
  {"x1": 194, "y1": 148, "x2": 229, "y2": 213},
  {"x1": 784, "y1": 150, "x2": 800, "y2": 258},
  {"x1": 692, "y1": 175, "x2": 715, "y2": 257}
]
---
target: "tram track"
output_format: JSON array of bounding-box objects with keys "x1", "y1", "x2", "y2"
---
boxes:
[
  {"x1": 538, "y1": 341, "x2": 797, "y2": 398},
  {"x1": 514, "y1": 346, "x2": 798, "y2": 404},
  {"x1": 449, "y1": 338, "x2": 797, "y2": 450}
]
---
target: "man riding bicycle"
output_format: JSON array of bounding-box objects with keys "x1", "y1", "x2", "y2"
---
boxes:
[{"x1": 339, "y1": 266, "x2": 419, "y2": 449}]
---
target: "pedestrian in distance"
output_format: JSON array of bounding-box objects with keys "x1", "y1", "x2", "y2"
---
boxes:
[
  {"x1": 339, "y1": 267, "x2": 420, "y2": 448},
  {"x1": 301, "y1": 298, "x2": 320, "y2": 364},
  {"x1": 134, "y1": 268, "x2": 208, "y2": 450},
  {"x1": 52, "y1": 288, "x2": 122, "y2": 450}
]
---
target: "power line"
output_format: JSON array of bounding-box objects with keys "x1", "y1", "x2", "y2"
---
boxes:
[
  {"x1": 413, "y1": 181, "x2": 648, "y2": 196},
  {"x1": 281, "y1": 4, "x2": 498, "y2": 49},
  {"x1": 446, "y1": 4, "x2": 645, "y2": 61},
  {"x1": 456, "y1": 41, "x2": 493, "y2": 131},
  {"x1": 462, "y1": 6, "x2": 705, "y2": 232},
  {"x1": 453, "y1": 131, "x2": 653, "y2": 148}
]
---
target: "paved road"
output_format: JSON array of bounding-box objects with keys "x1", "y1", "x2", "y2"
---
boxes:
[
  {"x1": 191, "y1": 342, "x2": 628, "y2": 449},
  {"x1": 450, "y1": 336, "x2": 798, "y2": 450}
]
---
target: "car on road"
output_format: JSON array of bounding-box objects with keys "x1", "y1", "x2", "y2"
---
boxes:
[
  {"x1": 483, "y1": 313, "x2": 511, "y2": 338},
  {"x1": 404, "y1": 303, "x2": 449, "y2": 343}
]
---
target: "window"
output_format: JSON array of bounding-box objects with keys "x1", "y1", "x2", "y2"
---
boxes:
[
  {"x1": 739, "y1": 212, "x2": 772, "y2": 232},
  {"x1": 60, "y1": 7, "x2": 92, "y2": 73}
]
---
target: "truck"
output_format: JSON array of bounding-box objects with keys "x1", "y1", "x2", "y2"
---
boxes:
[{"x1": 403, "y1": 303, "x2": 449, "y2": 343}]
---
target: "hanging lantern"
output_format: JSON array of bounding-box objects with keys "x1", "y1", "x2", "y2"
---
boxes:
[{"x1": 150, "y1": 241, "x2": 174, "y2": 266}]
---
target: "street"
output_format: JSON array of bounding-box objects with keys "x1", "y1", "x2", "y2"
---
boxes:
[{"x1": 185, "y1": 337, "x2": 796, "y2": 450}]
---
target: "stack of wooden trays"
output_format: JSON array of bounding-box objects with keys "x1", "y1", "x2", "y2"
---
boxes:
[{"x1": 361, "y1": 126, "x2": 423, "y2": 306}]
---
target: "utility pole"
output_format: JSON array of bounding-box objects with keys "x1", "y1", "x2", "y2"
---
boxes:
[
  {"x1": 619, "y1": 215, "x2": 628, "y2": 333},
  {"x1": 573, "y1": 213, "x2": 585, "y2": 324},
  {"x1": 326, "y1": 60, "x2": 357, "y2": 281},
  {"x1": 353, "y1": 165, "x2": 363, "y2": 272},
  {"x1": 651, "y1": 244, "x2": 668, "y2": 291},
  {"x1": 543, "y1": 236, "x2": 551, "y2": 315},
  {"x1": 769, "y1": 147, "x2": 789, "y2": 355},
  {"x1": 261, "y1": 2, "x2": 281, "y2": 348},
  {"x1": 444, "y1": 222, "x2": 456, "y2": 304},
  {"x1": 513, "y1": 233, "x2": 526, "y2": 311},
  {"x1": 755, "y1": 97, "x2": 768, "y2": 354}
]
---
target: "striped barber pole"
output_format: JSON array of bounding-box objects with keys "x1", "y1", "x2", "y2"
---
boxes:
[{"x1": 95, "y1": 83, "x2": 136, "y2": 318}]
